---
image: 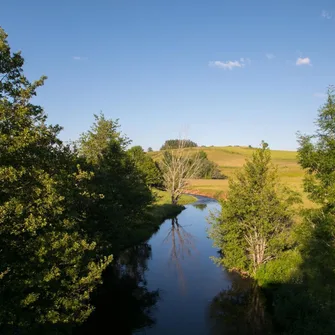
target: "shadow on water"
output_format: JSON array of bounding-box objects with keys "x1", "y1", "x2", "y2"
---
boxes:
[
  {"x1": 1, "y1": 196, "x2": 278, "y2": 335},
  {"x1": 192, "y1": 202, "x2": 207, "y2": 211},
  {"x1": 208, "y1": 272, "x2": 273, "y2": 335},
  {"x1": 75, "y1": 243, "x2": 159, "y2": 335}
]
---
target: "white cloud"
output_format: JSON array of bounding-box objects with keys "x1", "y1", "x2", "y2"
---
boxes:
[
  {"x1": 266, "y1": 53, "x2": 275, "y2": 60},
  {"x1": 313, "y1": 92, "x2": 327, "y2": 98},
  {"x1": 209, "y1": 58, "x2": 249, "y2": 70},
  {"x1": 72, "y1": 56, "x2": 87, "y2": 61},
  {"x1": 321, "y1": 10, "x2": 332, "y2": 19},
  {"x1": 296, "y1": 57, "x2": 311, "y2": 66}
]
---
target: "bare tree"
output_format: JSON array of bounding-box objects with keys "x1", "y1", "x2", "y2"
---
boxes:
[
  {"x1": 163, "y1": 217, "x2": 196, "y2": 291},
  {"x1": 160, "y1": 138, "x2": 203, "y2": 205}
]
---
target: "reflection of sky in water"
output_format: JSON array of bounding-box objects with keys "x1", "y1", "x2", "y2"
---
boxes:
[
  {"x1": 140, "y1": 196, "x2": 233, "y2": 335},
  {"x1": 78, "y1": 195, "x2": 270, "y2": 335}
]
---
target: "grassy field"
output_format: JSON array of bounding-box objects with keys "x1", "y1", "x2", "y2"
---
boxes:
[
  {"x1": 153, "y1": 188, "x2": 197, "y2": 205},
  {"x1": 151, "y1": 146, "x2": 313, "y2": 207}
]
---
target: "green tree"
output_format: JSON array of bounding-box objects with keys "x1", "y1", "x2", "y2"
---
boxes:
[
  {"x1": 78, "y1": 116, "x2": 153, "y2": 249},
  {"x1": 298, "y1": 87, "x2": 335, "y2": 206},
  {"x1": 128, "y1": 146, "x2": 163, "y2": 188},
  {"x1": 287, "y1": 86, "x2": 335, "y2": 333},
  {"x1": 78, "y1": 113, "x2": 126, "y2": 164},
  {"x1": 209, "y1": 142, "x2": 300, "y2": 275},
  {"x1": 0, "y1": 27, "x2": 111, "y2": 331},
  {"x1": 297, "y1": 87, "x2": 335, "y2": 280},
  {"x1": 197, "y1": 151, "x2": 225, "y2": 179},
  {"x1": 147, "y1": 147, "x2": 153, "y2": 152},
  {"x1": 160, "y1": 139, "x2": 197, "y2": 150}
]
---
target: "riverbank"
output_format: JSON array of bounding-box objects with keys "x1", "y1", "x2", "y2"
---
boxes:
[
  {"x1": 153, "y1": 189, "x2": 197, "y2": 205},
  {"x1": 184, "y1": 188, "x2": 226, "y2": 200},
  {"x1": 117, "y1": 190, "x2": 197, "y2": 251}
]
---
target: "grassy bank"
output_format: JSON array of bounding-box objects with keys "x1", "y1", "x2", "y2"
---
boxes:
[
  {"x1": 119, "y1": 189, "x2": 197, "y2": 250},
  {"x1": 153, "y1": 189, "x2": 197, "y2": 205}
]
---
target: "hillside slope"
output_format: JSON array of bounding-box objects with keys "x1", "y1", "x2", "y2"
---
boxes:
[{"x1": 150, "y1": 146, "x2": 310, "y2": 206}]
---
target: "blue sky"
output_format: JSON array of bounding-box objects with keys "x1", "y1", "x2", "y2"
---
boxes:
[{"x1": 1, "y1": 0, "x2": 334, "y2": 150}]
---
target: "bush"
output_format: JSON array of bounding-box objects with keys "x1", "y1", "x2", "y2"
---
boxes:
[{"x1": 255, "y1": 250, "x2": 303, "y2": 287}]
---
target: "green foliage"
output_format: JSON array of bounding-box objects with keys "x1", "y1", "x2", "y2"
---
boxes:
[
  {"x1": 255, "y1": 250, "x2": 302, "y2": 286},
  {"x1": 298, "y1": 88, "x2": 335, "y2": 206},
  {"x1": 256, "y1": 88, "x2": 335, "y2": 335},
  {"x1": 0, "y1": 27, "x2": 111, "y2": 331},
  {"x1": 209, "y1": 142, "x2": 300, "y2": 276},
  {"x1": 128, "y1": 146, "x2": 163, "y2": 188},
  {"x1": 78, "y1": 113, "x2": 128, "y2": 164},
  {"x1": 147, "y1": 147, "x2": 153, "y2": 152},
  {"x1": 78, "y1": 115, "x2": 153, "y2": 250},
  {"x1": 266, "y1": 87, "x2": 335, "y2": 334},
  {"x1": 197, "y1": 150, "x2": 225, "y2": 179},
  {"x1": 160, "y1": 139, "x2": 197, "y2": 150}
]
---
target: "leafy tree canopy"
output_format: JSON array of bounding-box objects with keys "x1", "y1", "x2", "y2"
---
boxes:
[
  {"x1": 160, "y1": 139, "x2": 198, "y2": 150},
  {"x1": 128, "y1": 146, "x2": 163, "y2": 188},
  {"x1": 78, "y1": 117, "x2": 153, "y2": 249},
  {"x1": 209, "y1": 142, "x2": 300, "y2": 275},
  {"x1": 0, "y1": 27, "x2": 111, "y2": 331}
]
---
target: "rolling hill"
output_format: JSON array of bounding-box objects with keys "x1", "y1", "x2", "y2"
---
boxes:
[{"x1": 150, "y1": 145, "x2": 312, "y2": 206}]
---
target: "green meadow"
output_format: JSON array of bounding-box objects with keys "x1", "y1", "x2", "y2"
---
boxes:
[{"x1": 151, "y1": 146, "x2": 313, "y2": 207}]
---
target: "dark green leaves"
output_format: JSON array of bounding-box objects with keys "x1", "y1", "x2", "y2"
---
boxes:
[{"x1": 0, "y1": 27, "x2": 111, "y2": 332}]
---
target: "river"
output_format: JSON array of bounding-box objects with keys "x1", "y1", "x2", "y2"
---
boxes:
[{"x1": 79, "y1": 196, "x2": 272, "y2": 335}]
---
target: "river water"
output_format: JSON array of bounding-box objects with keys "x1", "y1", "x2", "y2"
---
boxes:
[{"x1": 80, "y1": 196, "x2": 272, "y2": 335}]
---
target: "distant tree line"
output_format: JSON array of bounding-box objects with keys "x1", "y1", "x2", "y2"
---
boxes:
[{"x1": 160, "y1": 139, "x2": 198, "y2": 150}]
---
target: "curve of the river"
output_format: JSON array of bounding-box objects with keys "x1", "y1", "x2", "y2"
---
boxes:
[{"x1": 79, "y1": 196, "x2": 271, "y2": 335}]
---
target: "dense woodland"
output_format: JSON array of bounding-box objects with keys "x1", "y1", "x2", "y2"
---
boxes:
[{"x1": 1, "y1": 26, "x2": 335, "y2": 334}]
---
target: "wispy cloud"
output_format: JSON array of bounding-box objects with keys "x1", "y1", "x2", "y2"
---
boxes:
[
  {"x1": 266, "y1": 53, "x2": 275, "y2": 60},
  {"x1": 209, "y1": 58, "x2": 250, "y2": 70},
  {"x1": 321, "y1": 10, "x2": 332, "y2": 19},
  {"x1": 296, "y1": 57, "x2": 311, "y2": 66},
  {"x1": 72, "y1": 56, "x2": 87, "y2": 61},
  {"x1": 313, "y1": 92, "x2": 327, "y2": 98}
]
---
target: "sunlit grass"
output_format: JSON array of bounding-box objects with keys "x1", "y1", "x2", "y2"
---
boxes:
[
  {"x1": 150, "y1": 146, "x2": 314, "y2": 208},
  {"x1": 153, "y1": 189, "x2": 197, "y2": 205}
]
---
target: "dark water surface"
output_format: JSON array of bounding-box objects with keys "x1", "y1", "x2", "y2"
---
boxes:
[
  {"x1": 142, "y1": 196, "x2": 231, "y2": 335},
  {"x1": 79, "y1": 196, "x2": 272, "y2": 335}
]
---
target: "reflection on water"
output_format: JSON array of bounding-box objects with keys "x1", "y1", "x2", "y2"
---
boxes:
[
  {"x1": 163, "y1": 217, "x2": 197, "y2": 291},
  {"x1": 78, "y1": 196, "x2": 273, "y2": 335},
  {"x1": 192, "y1": 202, "x2": 207, "y2": 211},
  {"x1": 77, "y1": 243, "x2": 159, "y2": 335},
  {"x1": 208, "y1": 272, "x2": 273, "y2": 335},
  {"x1": 3, "y1": 196, "x2": 273, "y2": 334}
]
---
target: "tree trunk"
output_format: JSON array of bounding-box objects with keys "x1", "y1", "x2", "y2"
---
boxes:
[{"x1": 171, "y1": 194, "x2": 178, "y2": 205}]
